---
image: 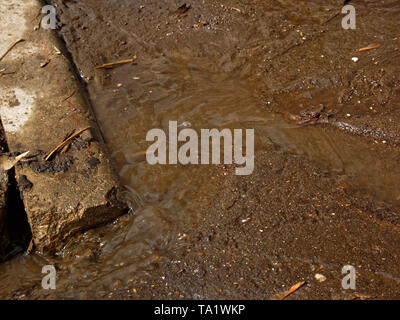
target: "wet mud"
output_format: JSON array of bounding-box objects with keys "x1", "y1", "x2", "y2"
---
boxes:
[{"x1": 1, "y1": 0, "x2": 400, "y2": 299}]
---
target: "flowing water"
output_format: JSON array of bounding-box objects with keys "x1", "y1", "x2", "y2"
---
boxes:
[{"x1": 1, "y1": 50, "x2": 400, "y2": 298}]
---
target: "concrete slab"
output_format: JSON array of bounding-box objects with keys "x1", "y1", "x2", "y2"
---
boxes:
[{"x1": 0, "y1": 1, "x2": 126, "y2": 252}]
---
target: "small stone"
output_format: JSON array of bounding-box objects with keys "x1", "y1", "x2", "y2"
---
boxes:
[
  {"x1": 315, "y1": 273, "x2": 327, "y2": 282},
  {"x1": 351, "y1": 57, "x2": 359, "y2": 62}
]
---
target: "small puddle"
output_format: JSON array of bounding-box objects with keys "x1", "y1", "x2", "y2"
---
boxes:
[
  {"x1": 92, "y1": 52, "x2": 400, "y2": 208},
  {"x1": 1, "y1": 52, "x2": 400, "y2": 297}
]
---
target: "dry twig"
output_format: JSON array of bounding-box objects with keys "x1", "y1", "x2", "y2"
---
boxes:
[
  {"x1": 273, "y1": 281, "x2": 306, "y2": 300},
  {"x1": 44, "y1": 126, "x2": 91, "y2": 161},
  {"x1": 96, "y1": 56, "x2": 137, "y2": 69},
  {"x1": 0, "y1": 39, "x2": 25, "y2": 62},
  {"x1": 358, "y1": 43, "x2": 381, "y2": 52}
]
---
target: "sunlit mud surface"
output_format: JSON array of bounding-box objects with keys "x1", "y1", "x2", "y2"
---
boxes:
[{"x1": 1, "y1": 0, "x2": 400, "y2": 299}]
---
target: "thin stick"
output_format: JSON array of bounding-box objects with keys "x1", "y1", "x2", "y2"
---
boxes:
[
  {"x1": 0, "y1": 39, "x2": 25, "y2": 62},
  {"x1": 358, "y1": 43, "x2": 381, "y2": 52},
  {"x1": 323, "y1": 11, "x2": 340, "y2": 25},
  {"x1": 44, "y1": 126, "x2": 91, "y2": 161},
  {"x1": 62, "y1": 90, "x2": 76, "y2": 102},
  {"x1": 323, "y1": 1, "x2": 353, "y2": 25},
  {"x1": 278, "y1": 281, "x2": 306, "y2": 300},
  {"x1": 96, "y1": 56, "x2": 137, "y2": 69}
]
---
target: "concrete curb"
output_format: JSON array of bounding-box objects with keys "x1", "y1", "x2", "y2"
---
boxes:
[{"x1": 0, "y1": 1, "x2": 126, "y2": 252}]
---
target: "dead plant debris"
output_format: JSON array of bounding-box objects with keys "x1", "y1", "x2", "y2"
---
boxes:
[
  {"x1": 44, "y1": 126, "x2": 91, "y2": 161},
  {"x1": 0, "y1": 151, "x2": 30, "y2": 171},
  {"x1": 62, "y1": 90, "x2": 76, "y2": 102},
  {"x1": 96, "y1": 56, "x2": 137, "y2": 69},
  {"x1": 0, "y1": 39, "x2": 25, "y2": 62},
  {"x1": 358, "y1": 43, "x2": 381, "y2": 52},
  {"x1": 273, "y1": 281, "x2": 306, "y2": 300}
]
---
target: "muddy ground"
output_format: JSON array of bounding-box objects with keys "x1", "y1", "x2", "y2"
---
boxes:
[
  {"x1": 52, "y1": 0, "x2": 400, "y2": 143},
  {"x1": 103, "y1": 146, "x2": 400, "y2": 299},
  {"x1": 1, "y1": 0, "x2": 400, "y2": 299}
]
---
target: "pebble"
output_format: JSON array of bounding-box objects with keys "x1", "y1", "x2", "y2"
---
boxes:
[{"x1": 315, "y1": 273, "x2": 327, "y2": 282}]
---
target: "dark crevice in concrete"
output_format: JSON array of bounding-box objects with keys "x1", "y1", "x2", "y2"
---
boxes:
[
  {"x1": 0, "y1": 119, "x2": 32, "y2": 263},
  {"x1": 0, "y1": 169, "x2": 32, "y2": 263}
]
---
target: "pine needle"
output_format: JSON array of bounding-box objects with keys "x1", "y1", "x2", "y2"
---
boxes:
[
  {"x1": 44, "y1": 126, "x2": 91, "y2": 161},
  {"x1": 0, "y1": 39, "x2": 25, "y2": 62}
]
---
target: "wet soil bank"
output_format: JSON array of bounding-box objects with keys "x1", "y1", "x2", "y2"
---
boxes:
[{"x1": 1, "y1": 0, "x2": 399, "y2": 299}]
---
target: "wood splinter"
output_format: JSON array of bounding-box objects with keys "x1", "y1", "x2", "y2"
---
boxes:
[
  {"x1": 358, "y1": 43, "x2": 381, "y2": 52},
  {"x1": 95, "y1": 56, "x2": 137, "y2": 69},
  {"x1": 0, "y1": 39, "x2": 25, "y2": 62},
  {"x1": 44, "y1": 126, "x2": 91, "y2": 161}
]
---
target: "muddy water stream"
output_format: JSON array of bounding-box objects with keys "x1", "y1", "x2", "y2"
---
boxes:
[
  {"x1": 94, "y1": 52, "x2": 400, "y2": 209},
  {"x1": 1, "y1": 51, "x2": 400, "y2": 298}
]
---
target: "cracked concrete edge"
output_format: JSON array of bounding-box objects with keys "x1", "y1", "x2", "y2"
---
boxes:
[{"x1": 0, "y1": 0, "x2": 127, "y2": 252}]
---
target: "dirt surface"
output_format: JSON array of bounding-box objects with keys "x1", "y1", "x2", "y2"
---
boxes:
[
  {"x1": 105, "y1": 147, "x2": 400, "y2": 299},
  {"x1": 1, "y1": 0, "x2": 399, "y2": 299},
  {"x1": 52, "y1": 0, "x2": 400, "y2": 143},
  {"x1": 15, "y1": 146, "x2": 400, "y2": 300}
]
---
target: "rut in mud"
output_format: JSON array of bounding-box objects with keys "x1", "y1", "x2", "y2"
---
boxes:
[{"x1": 1, "y1": 0, "x2": 400, "y2": 299}]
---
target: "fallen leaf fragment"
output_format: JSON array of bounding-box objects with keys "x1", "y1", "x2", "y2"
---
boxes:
[
  {"x1": 358, "y1": 43, "x2": 381, "y2": 52},
  {"x1": 0, "y1": 151, "x2": 30, "y2": 171},
  {"x1": 352, "y1": 293, "x2": 372, "y2": 300},
  {"x1": 273, "y1": 281, "x2": 306, "y2": 300},
  {"x1": 40, "y1": 59, "x2": 51, "y2": 68}
]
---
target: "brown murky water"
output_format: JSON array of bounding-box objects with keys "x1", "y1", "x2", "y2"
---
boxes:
[
  {"x1": 1, "y1": 0, "x2": 400, "y2": 299},
  {"x1": 94, "y1": 52, "x2": 400, "y2": 208},
  {"x1": 1, "y1": 51, "x2": 400, "y2": 298}
]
